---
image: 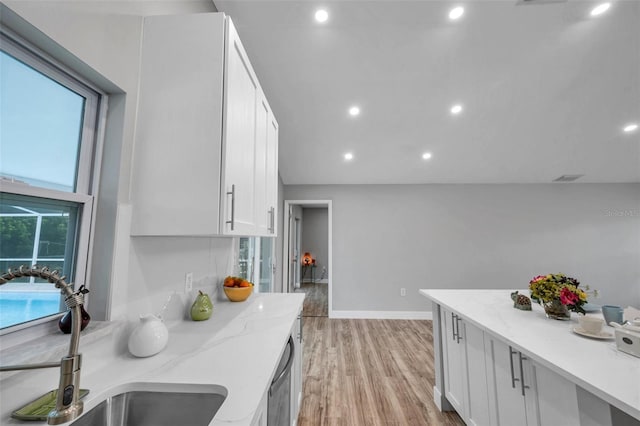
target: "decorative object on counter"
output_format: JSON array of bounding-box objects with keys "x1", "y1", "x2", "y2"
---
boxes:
[
  {"x1": 190, "y1": 290, "x2": 213, "y2": 321},
  {"x1": 602, "y1": 305, "x2": 624, "y2": 325},
  {"x1": 571, "y1": 325, "x2": 614, "y2": 340},
  {"x1": 128, "y1": 314, "x2": 169, "y2": 357},
  {"x1": 610, "y1": 322, "x2": 640, "y2": 357},
  {"x1": 577, "y1": 315, "x2": 605, "y2": 334},
  {"x1": 223, "y1": 276, "x2": 254, "y2": 302},
  {"x1": 582, "y1": 303, "x2": 601, "y2": 313},
  {"x1": 529, "y1": 273, "x2": 588, "y2": 319},
  {"x1": 511, "y1": 291, "x2": 532, "y2": 311}
]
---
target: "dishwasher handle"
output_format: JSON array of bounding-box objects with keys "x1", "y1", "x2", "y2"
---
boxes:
[{"x1": 271, "y1": 336, "x2": 295, "y2": 389}]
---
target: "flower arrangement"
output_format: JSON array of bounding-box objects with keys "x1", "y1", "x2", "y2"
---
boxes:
[{"x1": 529, "y1": 273, "x2": 588, "y2": 315}]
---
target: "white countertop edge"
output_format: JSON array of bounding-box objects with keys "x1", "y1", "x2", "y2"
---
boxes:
[{"x1": 420, "y1": 289, "x2": 640, "y2": 421}]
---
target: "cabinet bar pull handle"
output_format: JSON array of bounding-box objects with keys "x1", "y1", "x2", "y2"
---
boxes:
[
  {"x1": 451, "y1": 313, "x2": 457, "y2": 341},
  {"x1": 509, "y1": 346, "x2": 519, "y2": 389},
  {"x1": 455, "y1": 316, "x2": 462, "y2": 343},
  {"x1": 226, "y1": 184, "x2": 235, "y2": 231},
  {"x1": 518, "y1": 352, "x2": 530, "y2": 396},
  {"x1": 268, "y1": 207, "x2": 275, "y2": 233}
]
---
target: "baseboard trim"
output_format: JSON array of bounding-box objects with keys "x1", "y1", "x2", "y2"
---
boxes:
[
  {"x1": 434, "y1": 386, "x2": 442, "y2": 411},
  {"x1": 331, "y1": 310, "x2": 433, "y2": 320},
  {"x1": 301, "y1": 279, "x2": 328, "y2": 284}
]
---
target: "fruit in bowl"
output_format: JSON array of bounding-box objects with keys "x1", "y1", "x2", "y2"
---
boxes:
[{"x1": 223, "y1": 276, "x2": 254, "y2": 302}]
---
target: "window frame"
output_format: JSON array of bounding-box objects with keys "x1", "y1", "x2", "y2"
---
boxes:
[{"x1": 0, "y1": 28, "x2": 105, "y2": 335}]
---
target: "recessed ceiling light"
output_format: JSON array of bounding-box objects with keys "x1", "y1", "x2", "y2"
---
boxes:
[
  {"x1": 315, "y1": 9, "x2": 329, "y2": 23},
  {"x1": 348, "y1": 106, "x2": 360, "y2": 116},
  {"x1": 344, "y1": 152, "x2": 354, "y2": 161},
  {"x1": 450, "y1": 104, "x2": 463, "y2": 115},
  {"x1": 590, "y1": 2, "x2": 611, "y2": 16},
  {"x1": 449, "y1": 6, "x2": 465, "y2": 21},
  {"x1": 422, "y1": 152, "x2": 432, "y2": 160},
  {"x1": 623, "y1": 123, "x2": 639, "y2": 133}
]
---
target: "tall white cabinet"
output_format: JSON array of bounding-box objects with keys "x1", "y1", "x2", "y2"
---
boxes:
[{"x1": 130, "y1": 13, "x2": 278, "y2": 237}]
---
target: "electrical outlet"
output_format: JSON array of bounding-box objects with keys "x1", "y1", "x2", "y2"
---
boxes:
[
  {"x1": 400, "y1": 288, "x2": 406, "y2": 297},
  {"x1": 185, "y1": 272, "x2": 193, "y2": 292}
]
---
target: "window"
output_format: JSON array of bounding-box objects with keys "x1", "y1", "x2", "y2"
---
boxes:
[{"x1": 0, "y1": 30, "x2": 102, "y2": 332}]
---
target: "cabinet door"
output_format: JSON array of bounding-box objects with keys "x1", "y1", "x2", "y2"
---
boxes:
[
  {"x1": 532, "y1": 360, "x2": 580, "y2": 426},
  {"x1": 441, "y1": 309, "x2": 466, "y2": 415},
  {"x1": 221, "y1": 18, "x2": 258, "y2": 235},
  {"x1": 266, "y1": 114, "x2": 279, "y2": 235},
  {"x1": 254, "y1": 93, "x2": 270, "y2": 236},
  {"x1": 487, "y1": 337, "x2": 528, "y2": 426},
  {"x1": 131, "y1": 13, "x2": 225, "y2": 236},
  {"x1": 464, "y1": 322, "x2": 491, "y2": 426},
  {"x1": 291, "y1": 314, "x2": 303, "y2": 423}
]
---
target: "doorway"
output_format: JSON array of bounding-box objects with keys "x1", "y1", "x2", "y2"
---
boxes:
[{"x1": 283, "y1": 200, "x2": 332, "y2": 318}]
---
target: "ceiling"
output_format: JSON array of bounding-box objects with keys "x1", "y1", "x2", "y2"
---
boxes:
[{"x1": 214, "y1": 0, "x2": 640, "y2": 185}]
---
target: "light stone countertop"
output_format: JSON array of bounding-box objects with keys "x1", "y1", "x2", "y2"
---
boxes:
[
  {"x1": 420, "y1": 289, "x2": 640, "y2": 421},
  {"x1": 0, "y1": 292, "x2": 305, "y2": 426}
]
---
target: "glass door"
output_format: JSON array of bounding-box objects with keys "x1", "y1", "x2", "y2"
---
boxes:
[
  {"x1": 258, "y1": 237, "x2": 275, "y2": 293},
  {"x1": 238, "y1": 237, "x2": 275, "y2": 293}
]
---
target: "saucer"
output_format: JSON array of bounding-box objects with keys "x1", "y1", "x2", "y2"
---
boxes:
[
  {"x1": 572, "y1": 326, "x2": 614, "y2": 340},
  {"x1": 582, "y1": 303, "x2": 601, "y2": 313}
]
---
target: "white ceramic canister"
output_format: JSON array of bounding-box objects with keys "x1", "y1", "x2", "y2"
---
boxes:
[{"x1": 128, "y1": 314, "x2": 169, "y2": 357}]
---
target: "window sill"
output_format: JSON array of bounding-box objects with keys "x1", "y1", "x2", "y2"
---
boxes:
[{"x1": 0, "y1": 321, "x2": 115, "y2": 379}]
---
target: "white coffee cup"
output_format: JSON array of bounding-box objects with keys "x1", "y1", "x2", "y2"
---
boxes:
[{"x1": 578, "y1": 316, "x2": 604, "y2": 334}]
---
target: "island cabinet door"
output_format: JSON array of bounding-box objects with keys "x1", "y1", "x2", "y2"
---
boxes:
[
  {"x1": 441, "y1": 308, "x2": 467, "y2": 415},
  {"x1": 464, "y1": 322, "x2": 492, "y2": 426},
  {"x1": 486, "y1": 337, "x2": 529, "y2": 426},
  {"x1": 530, "y1": 360, "x2": 580, "y2": 426}
]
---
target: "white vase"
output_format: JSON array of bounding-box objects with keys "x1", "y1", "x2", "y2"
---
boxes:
[{"x1": 128, "y1": 314, "x2": 169, "y2": 357}]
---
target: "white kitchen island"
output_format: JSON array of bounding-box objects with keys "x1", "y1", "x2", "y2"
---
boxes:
[{"x1": 421, "y1": 289, "x2": 640, "y2": 426}]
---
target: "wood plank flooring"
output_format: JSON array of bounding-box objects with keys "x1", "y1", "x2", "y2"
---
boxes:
[
  {"x1": 297, "y1": 318, "x2": 464, "y2": 426},
  {"x1": 295, "y1": 282, "x2": 328, "y2": 317}
]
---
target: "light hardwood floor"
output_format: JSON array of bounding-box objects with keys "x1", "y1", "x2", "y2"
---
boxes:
[
  {"x1": 295, "y1": 282, "x2": 328, "y2": 317},
  {"x1": 297, "y1": 317, "x2": 464, "y2": 426}
]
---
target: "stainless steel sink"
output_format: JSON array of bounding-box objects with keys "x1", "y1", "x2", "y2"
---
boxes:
[{"x1": 70, "y1": 383, "x2": 227, "y2": 426}]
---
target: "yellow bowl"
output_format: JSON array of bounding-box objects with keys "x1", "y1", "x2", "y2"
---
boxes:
[{"x1": 223, "y1": 285, "x2": 253, "y2": 302}]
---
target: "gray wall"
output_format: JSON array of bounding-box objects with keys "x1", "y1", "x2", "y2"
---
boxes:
[
  {"x1": 284, "y1": 184, "x2": 640, "y2": 312},
  {"x1": 301, "y1": 208, "x2": 329, "y2": 282}
]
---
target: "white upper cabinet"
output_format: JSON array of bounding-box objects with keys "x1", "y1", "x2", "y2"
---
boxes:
[{"x1": 130, "y1": 13, "x2": 278, "y2": 237}]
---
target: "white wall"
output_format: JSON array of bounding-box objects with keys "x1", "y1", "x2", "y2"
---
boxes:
[
  {"x1": 301, "y1": 208, "x2": 328, "y2": 282},
  {"x1": 1, "y1": 1, "x2": 238, "y2": 323},
  {"x1": 284, "y1": 184, "x2": 640, "y2": 312}
]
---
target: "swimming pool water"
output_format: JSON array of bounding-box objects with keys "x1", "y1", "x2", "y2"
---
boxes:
[{"x1": 0, "y1": 292, "x2": 62, "y2": 328}]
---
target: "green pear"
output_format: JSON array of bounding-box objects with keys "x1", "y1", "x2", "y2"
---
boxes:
[{"x1": 190, "y1": 290, "x2": 213, "y2": 321}]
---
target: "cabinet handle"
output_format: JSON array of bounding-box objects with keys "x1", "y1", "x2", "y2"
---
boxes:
[
  {"x1": 509, "y1": 346, "x2": 519, "y2": 389},
  {"x1": 451, "y1": 313, "x2": 457, "y2": 341},
  {"x1": 270, "y1": 336, "x2": 295, "y2": 394},
  {"x1": 455, "y1": 316, "x2": 462, "y2": 343},
  {"x1": 268, "y1": 207, "x2": 275, "y2": 233},
  {"x1": 226, "y1": 184, "x2": 235, "y2": 231},
  {"x1": 518, "y1": 353, "x2": 530, "y2": 396}
]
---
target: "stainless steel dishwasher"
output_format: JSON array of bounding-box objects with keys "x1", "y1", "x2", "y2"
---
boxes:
[{"x1": 268, "y1": 336, "x2": 294, "y2": 426}]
